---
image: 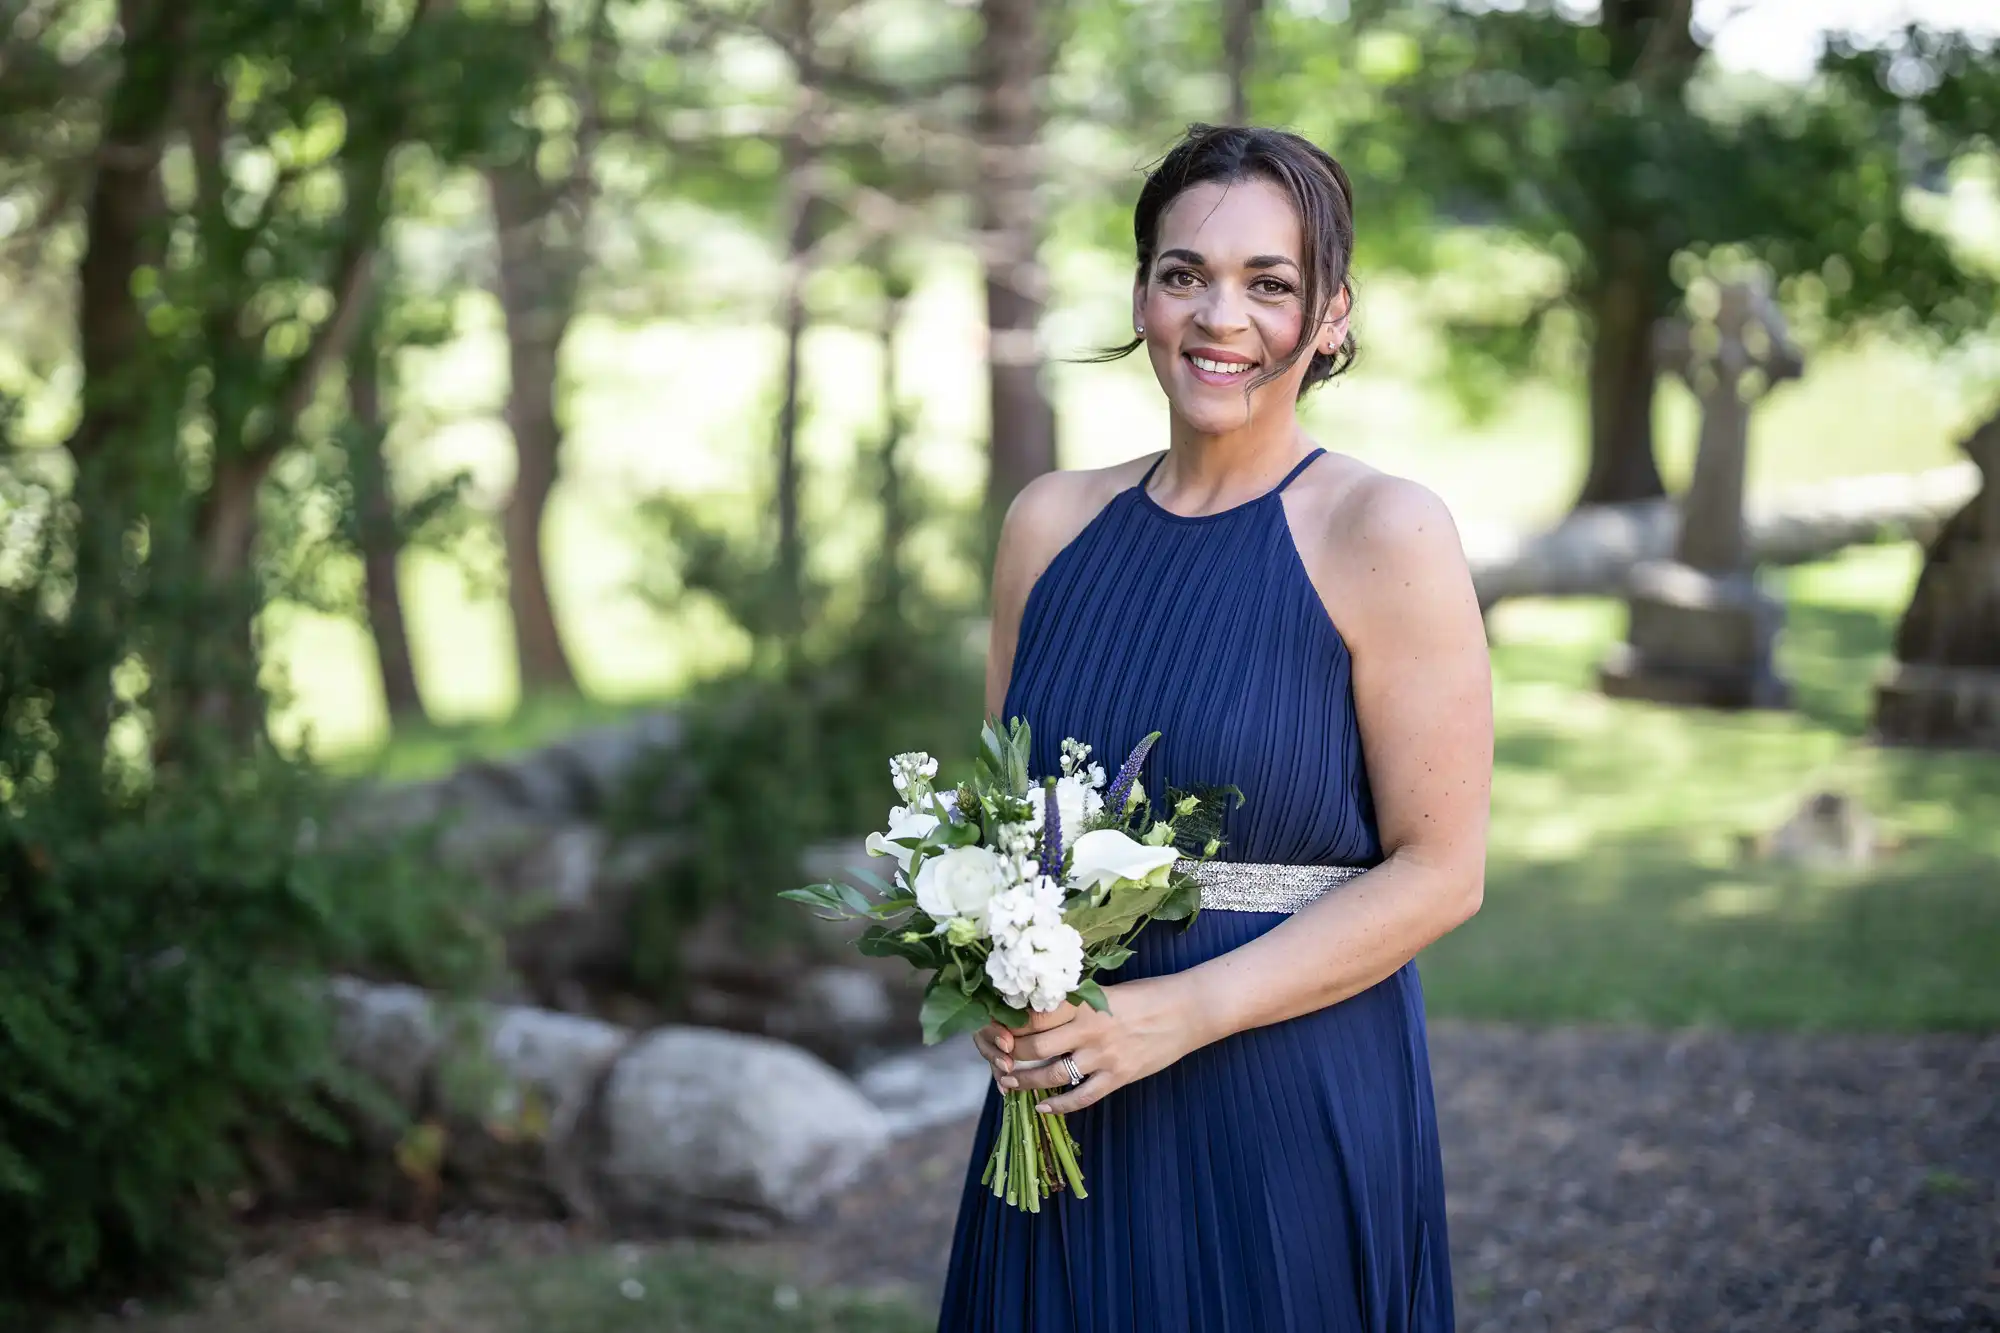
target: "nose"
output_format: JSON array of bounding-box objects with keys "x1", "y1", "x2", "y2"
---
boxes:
[{"x1": 1193, "y1": 280, "x2": 1251, "y2": 338}]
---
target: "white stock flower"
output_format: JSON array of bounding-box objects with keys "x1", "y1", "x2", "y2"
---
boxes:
[
  {"x1": 984, "y1": 918, "x2": 1086, "y2": 1011},
  {"x1": 889, "y1": 751, "x2": 939, "y2": 799},
  {"x1": 986, "y1": 876, "x2": 1064, "y2": 948},
  {"x1": 864, "y1": 805, "x2": 940, "y2": 873},
  {"x1": 914, "y1": 845, "x2": 1009, "y2": 932},
  {"x1": 1067, "y1": 828, "x2": 1179, "y2": 893}
]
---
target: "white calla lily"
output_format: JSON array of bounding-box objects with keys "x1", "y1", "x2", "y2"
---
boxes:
[
  {"x1": 864, "y1": 805, "x2": 940, "y2": 873},
  {"x1": 1066, "y1": 828, "x2": 1179, "y2": 893}
]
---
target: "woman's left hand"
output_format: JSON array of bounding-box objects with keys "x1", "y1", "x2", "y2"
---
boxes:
[{"x1": 993, "y1": 976, "x2": 1202, "y2": 1114}]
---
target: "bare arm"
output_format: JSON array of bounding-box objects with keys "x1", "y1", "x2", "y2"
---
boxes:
[{"x1": 1178, "y1": 477, "x2": 1492, "y2": 1040}]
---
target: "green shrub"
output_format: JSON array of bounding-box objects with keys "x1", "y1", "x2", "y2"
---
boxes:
[
  {"x1": 611, "y1": 612, "x2": 984, "y2": 992},
  {"x1": 0, "y1": 739, "x2": 497, "y2": 1312},
  {"x1": 0, "y1": 459, "x2": 495, "y2": 1313}
]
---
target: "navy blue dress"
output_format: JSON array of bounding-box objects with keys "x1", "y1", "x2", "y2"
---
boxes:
[{"x1": 936, "y1": 449, "x2": 1454, "y2": 1332}]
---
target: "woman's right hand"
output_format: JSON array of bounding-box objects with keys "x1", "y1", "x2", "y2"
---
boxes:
[{"x1": 972, "y1": 1022, "x2": 1015, "y2": 1091}]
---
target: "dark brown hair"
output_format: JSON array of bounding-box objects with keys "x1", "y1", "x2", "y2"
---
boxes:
[{"x1": 1094, "y1": 123, "x2": 1358, "y2": 398}]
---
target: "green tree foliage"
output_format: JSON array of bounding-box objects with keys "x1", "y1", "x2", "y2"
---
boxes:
[
  {"x1": 0, "y1": 0, "x2": 525, "y2": 1308},
  {"x1": 1262, "y1": 2, "x2": 2000, "y2": 506}
]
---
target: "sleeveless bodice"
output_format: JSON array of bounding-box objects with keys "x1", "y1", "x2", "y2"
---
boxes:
[{"x1": 1002, "y1": 449, "x2": 1380, "y2": 867}]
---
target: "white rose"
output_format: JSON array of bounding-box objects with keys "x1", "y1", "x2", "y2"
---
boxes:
[
  {"x1": 913, "y1": 845, "x2": 1009, "y2": 932},
  {"x1": 864, "y1": 804, "x2": 940, "y2": 873},
  {"x1": 1067, "y1": 827, "x2": 1179, "y2": 893}
]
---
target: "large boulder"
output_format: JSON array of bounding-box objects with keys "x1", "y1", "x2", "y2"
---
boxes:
[
  {"x1": 324, "y1": 979, "x2": 890, "y2": 1236},
  {"x1": 596, "y1": 1028, "x2": 891, "y2": 1234}
]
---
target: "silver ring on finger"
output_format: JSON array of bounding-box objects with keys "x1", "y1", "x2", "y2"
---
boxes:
[{"x1": 1061, "y1": 1054, "x2": 1084, "y2": 1088}]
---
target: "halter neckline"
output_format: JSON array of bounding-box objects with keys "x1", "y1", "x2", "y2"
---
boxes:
[{"x1": 1135, "y1": 447, "x2": 1327, "y2": 524}]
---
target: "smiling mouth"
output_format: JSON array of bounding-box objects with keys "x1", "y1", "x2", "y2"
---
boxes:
[{"x1": 1185, "y1": 353, "x2": 1258, "y2": 382}]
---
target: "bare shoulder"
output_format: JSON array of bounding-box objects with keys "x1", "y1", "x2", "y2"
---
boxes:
[
  {"x1": 1290, "y1": 457, "x2": 1477, "y2": 648},
  {"x1": 1329, "y1": 470, "x2": 1468, "y2": 576},
  {"x1": 996, "y1": 454, "x2": 1158, "y2": 593}
]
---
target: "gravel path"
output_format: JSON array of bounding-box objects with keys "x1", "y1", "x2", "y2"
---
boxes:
[{"x1": 794, "y1": 1023, "x2": 2000, "y2": 1332}]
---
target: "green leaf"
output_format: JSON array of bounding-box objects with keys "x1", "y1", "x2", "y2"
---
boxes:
[
  {"x1": 928, "y1": 820, "x2": 983, "y2": 849},
  {"x1": 856, "y1": 921, "x2": 942, "y2": 969},
  {"x1": 830, "y1": 880, "x2": 878, "y2": 915},
  {"x1": 845, "y1": 864, "x2": 896, "y2": 896},
  {"x1": 1088, "y1": 943, "x2": 1135, "y2": 971},
  {"x1": 919, "y1": 982, "x2": 988, "y2": 1045},
  {"x1": 776, "y1": 883, "x2": 856, "y2": 919},
  {"x1": 1151, "y1": 873, "x2": 1203, "y2": 924},
  {"x1": 955, "y1": 949, "x2": 985, "y2": 994},
  {"x1": 1062, "y1": 878, "x2": 1177, "y2": 948},
  {"x1": 1072, "y1": 979, "x2": 1110, "y2": 1013}
]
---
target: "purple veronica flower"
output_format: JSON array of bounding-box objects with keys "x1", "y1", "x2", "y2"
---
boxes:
[
  {"x1": 1041, "y1": 779, "x2": 1062, "y2": 877},
  {"x1": 1103, "y1": 732, "x2": 1159, "y2": 817}
]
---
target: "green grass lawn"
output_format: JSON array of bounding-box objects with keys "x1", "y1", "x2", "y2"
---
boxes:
[{"x1": 1421, "y1": 543, "x2": 2000, "y2": 1032}]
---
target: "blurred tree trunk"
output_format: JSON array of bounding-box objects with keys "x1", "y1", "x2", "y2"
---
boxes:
[
  {"x1": 1572, "y1": 0, "x2": 1696, "y2": 510},
  {"x1": 977, "y1": 0, "x2": 1057, "y2": 550},
  {"x1": 772, "y1": 0, "x2": 819, "y2": 638},
  {"x1": 349, "y1": 294, "x2": 426, "y2": 723},
  {"x1": 489, "y1": 159, "x2": 581, "y2": 696},
  {"x1": 873, "y1": 251, "x2": 913, "y2": 621},
  {"x1": 486, "y1": 0, "x2": 609, "y2": 698},
  {"x1": 1575, "y1": 233, "x2": 1667, "y2": 507},
  {"x1": 1223, "y1": 0, "x2": 1264, "y2": 124},
  {"x1": 59, "y1": 0, "x2": 182, "y2": 790}
]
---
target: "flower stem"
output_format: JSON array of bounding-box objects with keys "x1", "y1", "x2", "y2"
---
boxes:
[
  {"x1": 1040, "y1": 1099, "x2": 1088, "y2": 1199},
  {"x1": 981, "y1": 1089, "x2": 1088, "y2": 1212},
  {"x1": 986, "y1": 1092, "x2": 1013, "y2": 1201},
  {"x1": 1018, "y1": 1090, "x2": 1041, "y2": 1211}
]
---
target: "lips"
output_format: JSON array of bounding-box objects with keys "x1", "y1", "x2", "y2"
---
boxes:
[{"x1": 1183, "y1": 350, "x2": 1258, "y2": 387}]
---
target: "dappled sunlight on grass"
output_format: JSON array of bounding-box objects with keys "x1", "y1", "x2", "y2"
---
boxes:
[{"x1": 1423, "y1": 548, "x2": 2000, "y2": 1031}]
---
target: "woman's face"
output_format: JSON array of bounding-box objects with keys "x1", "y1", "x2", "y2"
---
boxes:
[{"x1": 1133, "y1": 175, "x2": 1344, "y2": 438}]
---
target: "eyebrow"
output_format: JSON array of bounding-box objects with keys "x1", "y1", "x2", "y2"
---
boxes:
[{"x1": 1156, "y1": 248, "x2": 1299, "y2": 272}]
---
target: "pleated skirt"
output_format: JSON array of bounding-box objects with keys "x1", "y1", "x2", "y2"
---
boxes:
[{"x1": 935, "y1": 908, "x2": 1454, "y2": 1333}]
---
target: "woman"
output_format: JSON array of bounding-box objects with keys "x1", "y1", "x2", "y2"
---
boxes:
[{"x1": 936, "y1": 124, "x2": 1492, "y2": 1332}]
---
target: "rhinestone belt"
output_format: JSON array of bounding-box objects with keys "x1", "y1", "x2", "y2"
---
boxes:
[{"x1": 1179, "y1": 860, "x2": 1370, "y2": 914}]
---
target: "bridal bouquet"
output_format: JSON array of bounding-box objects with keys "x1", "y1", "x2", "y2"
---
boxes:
[{"x1": 780, "y1": 718, "x2": 1232, "y2": 1213}]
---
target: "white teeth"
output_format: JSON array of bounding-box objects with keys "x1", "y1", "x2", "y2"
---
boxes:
[{"x1": 1190, "y1": 355, "x2": 1251, "y2": 375}]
